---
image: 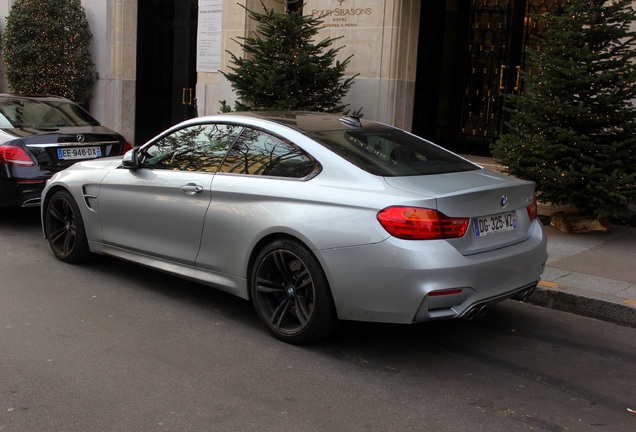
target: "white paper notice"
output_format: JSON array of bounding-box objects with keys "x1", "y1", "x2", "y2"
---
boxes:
[{"x1": 197, "y1": 0, "x2": 223, "y2": 72}]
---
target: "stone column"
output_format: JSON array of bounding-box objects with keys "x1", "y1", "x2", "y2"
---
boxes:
[
  {"x1": 0, "y1": 0, "x2": 16, "y2": 92},
  {"x1": 83, "y1": 0, "x2": 137, "y2": 143},
  {"x1": 197, "y1": 0, "x2": 287, "y2": 116},
  {"x1": 304, "y1": 0, "x2": 420, "y2": 130}
]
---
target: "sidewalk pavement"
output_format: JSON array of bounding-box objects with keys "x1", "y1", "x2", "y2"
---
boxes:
[{"x1": 464, "y1": 155, "x2": 636, "y2": 328}]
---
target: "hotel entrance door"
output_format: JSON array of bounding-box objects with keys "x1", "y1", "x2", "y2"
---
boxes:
[
  {"x1": 413, "y1": 0, "x2": 562, "y2": 154},
  {"x1": 135, "y1": 0, "x2": 198, "y2": 145}
]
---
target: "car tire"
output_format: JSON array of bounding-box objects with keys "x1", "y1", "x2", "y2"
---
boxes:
[
  {"x1": 44, "y1": 190, "x2": 91, "y2": 263},
  {"x1": 250, "y1": 239, "x2": 339, "y2": 344}
]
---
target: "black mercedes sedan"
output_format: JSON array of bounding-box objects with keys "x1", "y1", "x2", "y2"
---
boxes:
[{"x1": 0, "y1": 94, "x2": 131, "y2": 207}]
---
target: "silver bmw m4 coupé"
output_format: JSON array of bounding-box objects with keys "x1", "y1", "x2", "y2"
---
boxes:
[{"x1": 42, "y1": 112, "x2": 547, "y2": 343}]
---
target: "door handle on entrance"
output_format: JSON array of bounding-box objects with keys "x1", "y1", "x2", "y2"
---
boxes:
[
  {"x1": 499, "y1": 65, "x2": 507, "y2": 90},
  {"x1": 514, "y1": 65, "x2": 522, "y2": 92},
  {"x1": 180, "y1": 183, "x2": 204, "y2": 195},
  {"x1": 181, "y1": 88, "x2": 194, "y2": 106}
]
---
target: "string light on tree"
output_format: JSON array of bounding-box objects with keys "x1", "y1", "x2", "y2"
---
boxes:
[
  {"x1": 2, "y1": 0, "x2": 98, "y2": 106},
  {"x1": 492, "y1": 0, "x2": 636, "y2": 221}
]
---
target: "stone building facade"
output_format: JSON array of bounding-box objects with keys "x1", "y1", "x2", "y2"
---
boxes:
[{"x1": 0, "y1": 0, "x2": 632, "y2": 152}]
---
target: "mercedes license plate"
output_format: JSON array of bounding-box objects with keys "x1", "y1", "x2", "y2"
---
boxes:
[
  {"x1": 57, "y1": 146, "x2": 102, "y2": 160},
  {"x1": 473, "y1": 211, "x2": 517, "y2": 237}
]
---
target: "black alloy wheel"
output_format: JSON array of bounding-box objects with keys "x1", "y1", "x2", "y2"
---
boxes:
[
  {"x1": 44, "y1": 190, "x2": 90, "y2": 263},
  {"x1": 251, "y1": 239, "x2": 339, "y2": 344}
]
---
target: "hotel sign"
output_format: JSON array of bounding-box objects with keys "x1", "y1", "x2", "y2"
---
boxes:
[{"x1": 311, "y1": 0, "x2": 373, "y2": 28}]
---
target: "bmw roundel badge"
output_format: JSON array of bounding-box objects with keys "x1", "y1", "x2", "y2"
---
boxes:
[{"x1": 501, "y1": 194, "x2": 508, "y2": 206}]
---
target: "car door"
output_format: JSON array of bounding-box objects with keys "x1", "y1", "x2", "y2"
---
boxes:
[
  {"x1": 98, "y1": 123, "x2": 241, "y2": 265},
  {"x1": 195, "y1": 127, "x2": 320, "y2": 276}
]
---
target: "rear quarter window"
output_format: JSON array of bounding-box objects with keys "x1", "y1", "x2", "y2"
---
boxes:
[{"x1": 308, "y1": 126, "x2": 478, "y2": 176}]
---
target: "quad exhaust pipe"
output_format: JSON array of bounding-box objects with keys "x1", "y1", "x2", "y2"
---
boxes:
[
  {"x1": 461, "y1": 283, "x2": 538, "y2": 321},
  {"x1": 462, "y1": 304, "x2": 488, "y2": 320}
]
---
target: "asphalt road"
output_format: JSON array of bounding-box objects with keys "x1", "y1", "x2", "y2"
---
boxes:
[{"x1": 1, "y1": 208, "x2": 635, "y2": 432}]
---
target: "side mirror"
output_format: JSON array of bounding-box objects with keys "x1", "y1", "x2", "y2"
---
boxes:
[{"x1": 121, "y1": 148, "x2": 140, "y2": 169}]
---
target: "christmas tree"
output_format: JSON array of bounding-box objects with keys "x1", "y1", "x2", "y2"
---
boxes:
[
  {"x1": 221, "y1": 1, "x2": 357, "y2": 113},
  {"x1": 1, "y1": 0, "x2": 98, "y2": 105},
  {"x1": 492, "y1": 0, "x2": 636, "y2": 220}
]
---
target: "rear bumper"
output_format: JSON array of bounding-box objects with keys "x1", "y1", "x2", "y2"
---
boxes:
[
  {"x1": 317, "y1": 220, "x2": 548, "y2": 324},
  {"x1": 0, "y1": 179, "x2": 45, "y2": 207}
]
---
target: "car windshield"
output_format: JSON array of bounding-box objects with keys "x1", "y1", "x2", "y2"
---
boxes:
[
  {"x1": 307, "y1": 126, "x2": 479, "y2": 176},
  {"x1": 0, "y1": 98, "x2": 100, "y2": 129}
]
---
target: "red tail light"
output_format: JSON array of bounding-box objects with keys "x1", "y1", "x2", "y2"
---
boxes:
[
  {"x1": 526, "y1": 197, "x2": 538, "y2": 221},
  {"x1": 0, "y1": 145, "x2": 36, "y2": 166},
  {"x1": 377, "y1": 206, "x2": 470, "y2": 240},
  {"x1": 123, "y1": 140, "x2": 133, "y2": 153}
]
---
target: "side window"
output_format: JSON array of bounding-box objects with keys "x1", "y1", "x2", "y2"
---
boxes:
[
  {"x1": 141, "y1": 123, "x2": 241, "y2": 172},
  {"x1": 219, "y1": 128, "x2": 318, "y2": 178}
]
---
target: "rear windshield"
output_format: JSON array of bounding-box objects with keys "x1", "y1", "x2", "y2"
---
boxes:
[
  {"x1": 307, "y1": 126, "x2": 479, "y2": 176},
  {"x1": 0, "y1": 99, "x2": 100, "y2": 129}
]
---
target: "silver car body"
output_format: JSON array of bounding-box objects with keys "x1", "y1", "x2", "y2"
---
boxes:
[{"x1": 42, "y1": 113, "x2": 547, "y2": 324}]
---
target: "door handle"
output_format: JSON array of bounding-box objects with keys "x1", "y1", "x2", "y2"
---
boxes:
[
  {"x1": 499, "y1": 64, "x2": 507, "y2": 91},
  {"x1": 182, "y1": 88, "x2": 194, "y2": 106},
  {"x1": 513, "y1": 65, "x2": 521, "y2": 92},
  {"x1": 180, "y1": 183, "x2": 204, "y2": 195}
]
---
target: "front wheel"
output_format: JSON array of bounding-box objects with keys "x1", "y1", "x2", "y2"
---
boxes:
[
  {"x1": 250, "y1": 239, "x2": 339, "y2": 344},
  {"x1": 44, "y1": 190, "x2": 90, "y2": 263}
]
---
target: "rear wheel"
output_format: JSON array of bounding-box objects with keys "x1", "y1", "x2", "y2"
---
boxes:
[
  {"x1": 250, "y1": 239, "x2": 339, "y2": 344},
  {"x1": 44, "y1": 190, "x2": 90, "y2": 263}
]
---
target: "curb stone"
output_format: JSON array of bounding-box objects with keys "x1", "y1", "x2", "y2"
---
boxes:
[{"x1": 528, "y1": 285, "x2": 636, "y2": 328}]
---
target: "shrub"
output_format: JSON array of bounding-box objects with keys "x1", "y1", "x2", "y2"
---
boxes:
[{"x1": 1, "y1": 0, "x2": 98, "y2": 105}]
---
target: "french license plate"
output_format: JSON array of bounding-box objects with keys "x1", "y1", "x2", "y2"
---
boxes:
[
  {"x1": 473, "y1": 212, "x2": 517, "y2": 237},
  {"x1": 57, "y1": 146, "x2": 102, "y2": 160}
]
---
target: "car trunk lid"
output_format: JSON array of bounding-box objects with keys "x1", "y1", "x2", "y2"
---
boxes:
[
  {"x1": 14, "y1": 126, "x2": 125, "y2": 172},
  {"x1": 384, "y1": 169, "x2": 539, "y2": 255}
]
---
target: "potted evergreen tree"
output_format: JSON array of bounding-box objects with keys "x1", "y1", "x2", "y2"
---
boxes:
[
  {"x1": 1, "y1": 0, "x2": 98, "y2": 106},
  {"x1": 492, "y1": 0, "x2": 636, "y2": 230},
  {"x1": 221, "y1": 1, "x2": 359, "y2": 114}
]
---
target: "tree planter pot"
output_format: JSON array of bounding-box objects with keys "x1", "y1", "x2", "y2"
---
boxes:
[{"x1": 550, "y1": 211, "x2": 610, "y2": 234}]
